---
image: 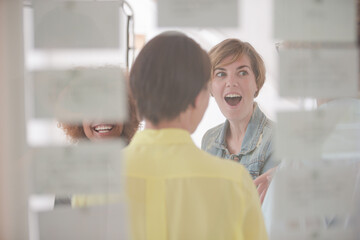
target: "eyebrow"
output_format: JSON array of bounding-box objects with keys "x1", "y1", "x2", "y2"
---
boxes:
[{"x1": 214, "y1": 65, "x2": 251, "y2": 71}]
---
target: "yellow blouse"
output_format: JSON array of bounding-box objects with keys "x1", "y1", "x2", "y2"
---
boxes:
[{"x1": 124, "y1": 128, "x2": 268, "y2": 240}]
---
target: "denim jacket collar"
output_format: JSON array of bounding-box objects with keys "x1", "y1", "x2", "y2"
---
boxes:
[{"x1": 214, "y1": 103, "x2": 266, "y2": 155}]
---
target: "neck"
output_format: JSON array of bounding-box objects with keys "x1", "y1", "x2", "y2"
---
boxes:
[
  {"x1": 144, "y1": 110, "x2": 194, "y2": 133},
  {"x1": 227, "y1": 104, "x2": 255, "y2": 141},
  {"x1": 145, "y1": 119, "x2": 189, "y2": 131}
]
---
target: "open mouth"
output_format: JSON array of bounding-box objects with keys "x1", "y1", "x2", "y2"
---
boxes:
[
  {"x1": 92, "y1": 124, "x2": 114, "y2": 133},
  {"x1": 224, "y1": 93, "x2": 242, "y2": 106}
]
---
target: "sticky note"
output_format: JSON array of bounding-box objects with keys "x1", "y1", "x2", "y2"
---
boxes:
[
  {"x1": 272, "y1": 165, "x2": 357, "y2": 218},
  {"x1": 31, "y1": 141, "x2": 124, "y2": 195},
  {"x1": 279, "y1": 47, "x2": 358, "y2": 98},
  {"x1": 320, "y1": 99, "x2": 360, "y2": 159},
  {"x1": 33, "y1": 0, "x2": 120, "y2": 49},
  {"x1": 31, "y1": 67, "x2": 127, "y2": 123},
  {"x1": 268, "y1": 164, "x2": 358, "y2": 239},
  {"x1": 274, "y1": 0, "x2": 356, "y2": 42},
  {"x1": 275, "y1": 108, "x2": 346, "y2": 160},
  {"x1": 157, "y1": 0, "x2": 238, "y2": 27},
  {"x1": 37, "y1": 204, "x2": 128, "y2": 240}
]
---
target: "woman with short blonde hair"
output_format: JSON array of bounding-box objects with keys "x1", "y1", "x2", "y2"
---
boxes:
[{"x1": 202, "y1": 38, "x2": 278, "y2": 180}]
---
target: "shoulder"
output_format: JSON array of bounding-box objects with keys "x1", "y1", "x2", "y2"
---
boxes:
[
  {"x1": 261, "y1": 117, "x2": 274, "y2": 150},
  {"x1": 256, "y1": 106, "x2": 274, "y2": 135},
  {"x1": 196, "y1": 148, "x2": 254, "y2": 184},
  {"x1": 259, "y1": 116, "x2": 276, "y2": 165},
  {"x1": 255, "y1": 109, "x2": 275, "y2": 154},
  {"x1": 201, "y1": 123, "x2": 224, "y2": 148},
  {"x1": 254, "y1": 104, "x2": 274, "y2": 132},
  {"x1": 263, "y1": 116, "x2": 274, "y2": 135},
  {"x1": 203, "y1": 122, "x2": 224, "y2": 138},
  {"x1": 188, "y1": 148, "x2": 261, "y2": 210}
]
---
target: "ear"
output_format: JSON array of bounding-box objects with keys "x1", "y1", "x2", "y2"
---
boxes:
[{"x1": 254, "y1": 86, "x2": 259, "y2": 98}]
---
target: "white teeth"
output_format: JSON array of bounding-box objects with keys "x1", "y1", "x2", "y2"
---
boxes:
[
  {"x1": 94, "y1": 126, "x2": 113, "y2": 131},
  {"x1": 97, "y1": 130, "x2": 110, "y2": 133},
  {"x1": 225, "y1": 93, "x2": 241, "y2": 98}
]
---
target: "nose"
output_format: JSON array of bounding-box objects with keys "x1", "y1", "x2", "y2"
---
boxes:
[{"x1": 225, "y1": 74, "x2": 238, "y2": 87}]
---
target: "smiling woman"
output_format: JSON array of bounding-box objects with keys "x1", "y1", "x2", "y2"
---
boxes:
[
  {"x1": 202, "y1": 38, "x2": 279, "y2": 180},
  {"x1": 58, "y1": 88, "x2": 139, "y2": 144},
  {"x1": 82, "y1": 121, "x2": 124, "y2": 139}
]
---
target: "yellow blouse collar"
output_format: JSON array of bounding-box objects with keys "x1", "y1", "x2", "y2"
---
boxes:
[{"x1": 129, "y1": 128, "x2": 193, "y2": 145}]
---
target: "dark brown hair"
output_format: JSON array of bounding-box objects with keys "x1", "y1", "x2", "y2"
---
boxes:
[
  {"x1": 129, "y1": 31, "x2": 211, "y2": 125},
  {"x1": 209, "y1": 39, "x2": 266, "y2": 97}
]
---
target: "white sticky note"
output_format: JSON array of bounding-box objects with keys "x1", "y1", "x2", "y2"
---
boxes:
[
  {"x1": 274, "y1": 0, "x2": 356, "y2": 42},
  {"x1": 279, "y1": 48, "x2": 358, "y2": 98},
  {"x1": 33, "y1": 0, "x2": 120, "y2": 49},
  {"x1": 157, "y1": 0, "x2": 238, "y2": 28},
  {"x1": 275, "y1": 109, "x2": 346, "y2": 160},
  {"x1": 322, "y1": 125, "x2": 360, "y2": 159},
  {"x1": 31, "y1": 67, "x2": 127, "y2": 123},
  {"x1": 37, "y1": 204, "x2": 128, "y2": 240},
  {"x1": 272, "y1": 164, "x2": 357, "y2": 220},
  {"x1": 31, "y1": 142, "x2": 124, "y2": 195},
  {"x1": 264, "y1": 163, "x2": 360, "y2": 240},
  {"x1": 321, "y1": 99, "x2": 360, "y2": 159}
]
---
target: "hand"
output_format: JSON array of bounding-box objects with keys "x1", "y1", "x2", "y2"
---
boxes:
[{"x1": 254, "y1": 167, "x2": 277, "y2": 205}]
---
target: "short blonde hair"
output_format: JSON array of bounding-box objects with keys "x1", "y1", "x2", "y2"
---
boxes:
[{"x1": 209, "y1": 39, "x2": 266, "y2": 97}]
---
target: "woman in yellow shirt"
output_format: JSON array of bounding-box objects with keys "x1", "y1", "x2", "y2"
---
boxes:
[{"x1": 125, "y1": 31, "x2": 268, "y2": 240}]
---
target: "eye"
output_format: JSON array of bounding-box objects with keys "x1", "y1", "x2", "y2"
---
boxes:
[
  {"x1": 215, "y1": 71, "x2": 226, "y2": 78},
  {"x1": 238, "y1": 70, "x2": 248, "y2": 76}
]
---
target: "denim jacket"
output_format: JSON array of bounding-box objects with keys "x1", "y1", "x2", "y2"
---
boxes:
[{"x1": 201, "y1": 103, "x2": 278, "y2": 179}]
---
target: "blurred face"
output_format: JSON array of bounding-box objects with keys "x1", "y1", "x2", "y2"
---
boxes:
[
  {"x1": 82, "y1": 121, "x2": 124, "y2": 141},
  {"x1": 211, "y1": 55, "x2": 258, "y2": 122}
]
